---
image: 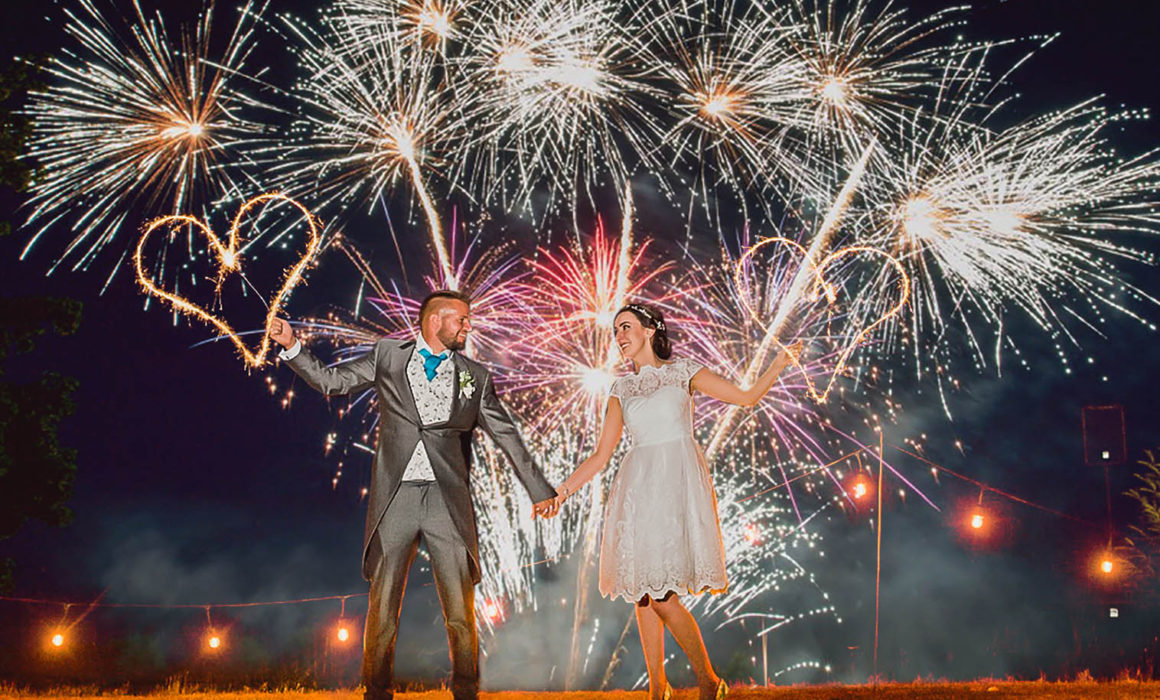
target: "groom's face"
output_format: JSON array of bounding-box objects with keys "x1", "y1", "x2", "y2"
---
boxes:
[{"x1": 435, "y1": 299, "x2": 472, "y2": 351}]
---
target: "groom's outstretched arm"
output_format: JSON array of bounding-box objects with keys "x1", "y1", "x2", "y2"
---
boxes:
[
  {"x1": 476, "y1": 372, "x2": 556, "y2": 504},
  {"x1": 270, "y1": 318, "x2": 378, "y2": 396}
]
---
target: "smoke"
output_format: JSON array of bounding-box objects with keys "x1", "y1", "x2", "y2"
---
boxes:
[{"x1": 87, "y1": 498, "x2": 364, "y2": 660}]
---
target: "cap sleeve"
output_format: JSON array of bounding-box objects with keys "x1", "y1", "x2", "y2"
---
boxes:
[
  {"x1": 609, "y1": 376, "x2": 624, "y2": 401},
  {"x1": 678, "y1": 357, "x2": 704, "y2": 385}
]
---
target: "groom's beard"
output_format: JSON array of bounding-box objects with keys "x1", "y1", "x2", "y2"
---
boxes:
[{"x1": 440, "y1": 330, "x2": 467, "y2": 352}]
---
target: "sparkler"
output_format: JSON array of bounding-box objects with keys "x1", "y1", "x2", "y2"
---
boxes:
[
  {"x1": 22, "y1": 0, "x2": 273, "y2": 281},
  {"x1": 733, "y1": 236, "x2": 910, "y2": 403},
  {"x1": 134, "y1": 193, "x2": 322, "y2": 368},
  {"x1": 705, "y1": 138, "x2": 877, "y2": 459}
]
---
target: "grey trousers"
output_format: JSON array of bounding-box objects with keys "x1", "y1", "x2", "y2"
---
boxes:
[{"x1": 363, "y1": 482, "x2": 477, "y2": 700}]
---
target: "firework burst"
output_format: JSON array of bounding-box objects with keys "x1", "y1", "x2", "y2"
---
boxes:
[
  {"x1": 785, "y1": 0, "x2": 968, "y2": 157},
  {"x1": 649, "y1": 0, "x2": 812, "y2": 212},
  {"x1": 850, "y1": 83, "x2": 1160, "y2": 396},
  {"x1": 22, "y1": 0, "x2": 273, "y2": 281},
  {"x1": 453, "y1": 0, "x2": 665, "y2": 213}
]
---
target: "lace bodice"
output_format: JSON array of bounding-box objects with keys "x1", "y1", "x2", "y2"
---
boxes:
[{"x1": 610, "y1": 358, "x2": 703, "y2": 447}]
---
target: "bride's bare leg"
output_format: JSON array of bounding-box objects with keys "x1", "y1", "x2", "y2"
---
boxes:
[
  {"x1": 636, "y1": 598, "x2": 667, "y2": 699},
  {"x1": 650, "y1": 593, "x2": 720, "y2": 696}
]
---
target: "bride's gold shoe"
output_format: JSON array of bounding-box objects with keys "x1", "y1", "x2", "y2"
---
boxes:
[
  {"x1": 663, "y1": 683, "x2": 674, "y2": 700},
  {"x1": 698, "y1": 679, "x2": 727, "y2": 700}
]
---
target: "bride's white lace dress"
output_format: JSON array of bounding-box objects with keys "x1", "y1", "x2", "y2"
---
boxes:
[{"x1": 598, "y1": 357, "x2": 727, "y2": 603}]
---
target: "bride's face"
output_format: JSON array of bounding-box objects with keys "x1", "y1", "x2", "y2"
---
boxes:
[{"x1": 614, "y1": 311, "x2": 653, "y2": 362}]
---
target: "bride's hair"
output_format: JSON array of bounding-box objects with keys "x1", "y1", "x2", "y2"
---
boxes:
[{"x1": 618, "y1": 303, "x2": 672, "y2": 360}]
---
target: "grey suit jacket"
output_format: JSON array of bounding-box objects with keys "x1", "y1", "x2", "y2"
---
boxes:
[{"x1": 286, "y1": 338, "x2": 556, "y2": 583}]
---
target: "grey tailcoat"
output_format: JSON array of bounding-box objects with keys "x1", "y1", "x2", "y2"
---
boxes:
[{"x1": 286, "y1": 338, "x2": 555, "y2": 583}]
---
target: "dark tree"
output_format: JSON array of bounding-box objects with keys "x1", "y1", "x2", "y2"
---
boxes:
[
  {"x1": 0, "y1": 56, "x2": 43, "y2": 234},
  {"x1": 1124, "y1": 449, "x2": 1160, "y2": 583},
  {"x1": 1, "y1": 59, "x2": 81, "y2": 593},
  {"x1": 0, "y1": 298, "x2": 82, "y2": 588}
]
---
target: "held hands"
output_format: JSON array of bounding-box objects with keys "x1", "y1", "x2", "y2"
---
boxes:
[
  {"x1": 268, "y1": 317, "x2": 296, "y2": 350},
  {"x1": 532, "y1": 497, "x2": 560, "y2": 519},
  {"x1": 532, "y1": 483, "x2": 574, "y2": 519}
]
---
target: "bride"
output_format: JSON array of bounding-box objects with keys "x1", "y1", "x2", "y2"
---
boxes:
[{"x1": 552, "y1": 303, "x2": 801, "y2": 700}]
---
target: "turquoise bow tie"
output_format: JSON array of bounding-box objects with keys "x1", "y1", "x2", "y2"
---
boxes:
[{"x1": 418, "y1": 347, "x2": 448, "y2": 381}]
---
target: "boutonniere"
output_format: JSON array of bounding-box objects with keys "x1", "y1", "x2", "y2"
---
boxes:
[{"x1": 459, "y1": 369, "x2": 476, "y2": 399}]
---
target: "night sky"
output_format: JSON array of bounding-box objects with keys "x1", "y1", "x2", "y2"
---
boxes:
[{"x1": 3, "y1": 0, "x2": 1160, "y2": 689}]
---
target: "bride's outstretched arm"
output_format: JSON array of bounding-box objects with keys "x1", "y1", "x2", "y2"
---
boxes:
[
  {"x1": 691, "y1": 340, "x2": 803, "y2": 407},
  {"x1": 554, "y1": 397, "x2": 625, "y2": 505}
]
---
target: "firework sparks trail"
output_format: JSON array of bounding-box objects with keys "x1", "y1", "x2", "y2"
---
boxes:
[
  {"x1": 274, "y1": 8, "x2": 459, "y2": 287},
  {"x1": 22, "y1": 0, "x2": 274, "y2": 284},
  {"x1": 705, "y1": 138, "x2": 877, "y2": 459},
  {"x1": 335, "y1": 0, "x2": 465, "y2": 55},
  {"x1": 648, "y1": 0, "x2": 811, "y2": 207}
]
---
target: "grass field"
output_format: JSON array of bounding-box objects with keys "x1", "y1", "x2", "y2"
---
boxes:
[{"x1": 4, "y1": 683, "x2": 1160, "y2": 700}]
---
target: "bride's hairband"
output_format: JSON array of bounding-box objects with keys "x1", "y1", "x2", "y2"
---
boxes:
[{"x1": 625, "y1": 304, "x2": 666, "y2": 331}]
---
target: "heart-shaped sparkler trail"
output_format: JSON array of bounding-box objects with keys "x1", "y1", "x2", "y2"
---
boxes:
[
  {"x1": 133, "y1": 193, "x2": 322, "y2": 368},
  {"x1": 736, "y1": 236, "x2": 910, "y2": 402}
]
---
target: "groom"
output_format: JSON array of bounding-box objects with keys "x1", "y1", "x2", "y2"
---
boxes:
[{"x1": 268, "y1": 290, "x2": 557, "y2": 700}]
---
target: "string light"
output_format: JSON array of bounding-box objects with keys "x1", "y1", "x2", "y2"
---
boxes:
[{"x1": 335, "y1": 596, "x2": 354, "y2": 644}]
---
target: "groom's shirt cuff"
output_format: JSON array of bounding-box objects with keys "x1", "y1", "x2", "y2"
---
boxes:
[{"x1": 278, "y1": 339, "x2": 302, "y2": 361}]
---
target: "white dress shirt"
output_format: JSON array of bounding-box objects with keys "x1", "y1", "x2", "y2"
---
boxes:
[{"x1": 400, "y1": 333, "x2": 455, "y2": 481}]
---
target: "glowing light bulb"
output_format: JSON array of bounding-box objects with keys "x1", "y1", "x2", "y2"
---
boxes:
[
  {"x1": 852, "y1": 482, "x2": 868, "y2": 499},
  {"x1": 970, "y1": 513, "x2": 984, "y2": 529},
  {"x1": 51, "y1": 633, "x2": 64, "y2": 647},
  {"x1": 337, "y1": 627, "x2": 350, "y2": 642},
  {"x1": 208, "y1": 635, "x2": 221, "y2": 649},
  {"x1": 1101, "y1": 559, "x2": 1114, "y2": 574}
]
